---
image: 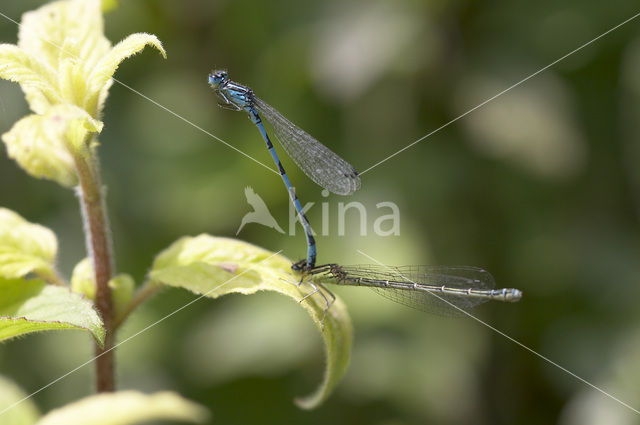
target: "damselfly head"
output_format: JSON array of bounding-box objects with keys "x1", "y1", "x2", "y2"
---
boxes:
[
  {"x1": 291, "y1": 259, "x2": 309, "y2": 272},
  {"x1": 208, "y1": 70, "x2": 228, "y2": 88}
]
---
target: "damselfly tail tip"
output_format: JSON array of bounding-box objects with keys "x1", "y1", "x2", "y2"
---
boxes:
[{"x1": 508, "y1": 288, "x2": 523, "y2": 302}]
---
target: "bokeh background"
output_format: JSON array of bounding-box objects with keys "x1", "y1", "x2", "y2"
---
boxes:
[{"x1": 2, "y1": 0, "x2": 640, "y2": 424}]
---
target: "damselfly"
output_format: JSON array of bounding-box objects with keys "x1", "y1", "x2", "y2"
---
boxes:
[
  {"x1": 301, "y1": 263, "x2": 522, "y2": 321},
  {"x1": 208, "y1": 70, "x2": 361, "y2": 270}
]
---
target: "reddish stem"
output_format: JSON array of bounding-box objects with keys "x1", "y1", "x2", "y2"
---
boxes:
[{"x1": 75, "y1": 150, "x2": 115, "y2": 392}]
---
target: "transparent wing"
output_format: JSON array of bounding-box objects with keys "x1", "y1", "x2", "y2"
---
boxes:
[
  {"x1": 254, "y1": 97, "x2": 361, "y2": 195},
  {"x1": 336, "y1": 265, "x2": 497, "y2": 316}
]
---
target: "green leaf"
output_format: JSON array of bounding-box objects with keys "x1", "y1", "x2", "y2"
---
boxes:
[
  {"x1": 70, "y1": 257, "x2": 134, "y2": 320},
  {"x1": 0, "y1": 208, "x2": 58, "y2": 281},
  {"x1": 70, "y1": 258, "x2": 95, "y2": 299},
  {"x1": 3, "y1": 0, "x2": 164, "y2": 127},
  {"x1": 87, "y1": 33, "x2": 166, "y2": 115},
  {"x1": 109, "y1": 274, "x2": 134, "y2": 321},
  {"x1": 0, "y1": 375, "x2": 40, "y2": 425},
  {"x1": 1, "y1": 104, "x2": 103, "y2": 187},
  {"x1": 150, "y1": 234, "x2": 352, "y2": 409},
  {"x1": 34, "y1": 391, "x2": 209, "y2": 425},
  {"x1": 59, "y1": 59, "x2": 89, "y2": 110},
  {"x1": 101, "y1": 0, "x2": 119, "y2": 13},
  {"x1": 17, "y1": 0, "x2": 111, "y2": 116},
  {"x1": 1, "y1": 113, "x2": 77, "y2": 187},
  {"x1": 18, "y1": 0, "x2": 109, "y2": 73},
  {"x1": 0, "y1": 44, "x2": 61, "y2": 114},
  {"x1": 0, "y1": 278, "x2": 105, "y2": 346}
]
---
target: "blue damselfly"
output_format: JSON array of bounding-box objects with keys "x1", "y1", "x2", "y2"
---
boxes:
[{"x1": 208, "y1": 70, "x2": 360, "y2": 270}]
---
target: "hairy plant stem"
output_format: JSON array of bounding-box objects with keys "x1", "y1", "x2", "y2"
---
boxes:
[{"x1": 74, "y1": 141, "x2": 115, "y2": 392}]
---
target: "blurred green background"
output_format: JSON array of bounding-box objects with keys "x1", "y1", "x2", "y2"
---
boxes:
[{"x1": 2, "y1": 0, "x2": 640, "y2": 424}]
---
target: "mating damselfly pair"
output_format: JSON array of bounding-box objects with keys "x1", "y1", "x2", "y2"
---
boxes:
[
  {"x1": 208, "y1": 70, "x2": 523, "y2": 316},
  {"x1": 208, "y1": 70, "x2": 360, "y2": 271}
]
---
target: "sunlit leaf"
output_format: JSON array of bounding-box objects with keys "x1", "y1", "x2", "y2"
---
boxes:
[
  {"x1": 150, "y1": 235, "x2": 352, "y2": 409},
  {"x1": 0, "y1": 375, "x2": 40, "y2": 425},
  {"x1": 87, "y1": 33, "x2": 166, "y2": 115},
  {"x1": 35, "y1": 391, "x2": 209, "y2": 425},
  {"x1": 4, "y1": 0, "x2": 164, "y2": 123},
  {"x1": 16, "y1": 0, "x2": 109, "y2": 115},
  {"x1": 0, "y1": 278, "x2": 105, "y2": 346},
  {"x1": 70, "y1": 258, "x2": 94, "y2": 299},
  {"x1": 0, "y1": 44, "x2": 60, "y2": 114},
  {"x1": 18, "y1": 0, "x2": 107, "y2": 72},
  {"x1": 70, "y1": 257, "x2": 134, "y2": 321},
  {"x1": 1, "y1": 104, "x2": 103, "y2": 187},
  {"x1": 109, "y1": 274, "x2": 134, "y2": 321},
  {"x1": 59, "y1": 59, "x2": 89, "y2": 109},
  {"x1": 0, "y1": 208, "x2": 58, "y2": 281},
  {"x1": 2, "y1": 113, "x2": 76, "y2": 187},
  {"x1": 101, "y1": 0, "x2": 119, "y2": 13}
]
